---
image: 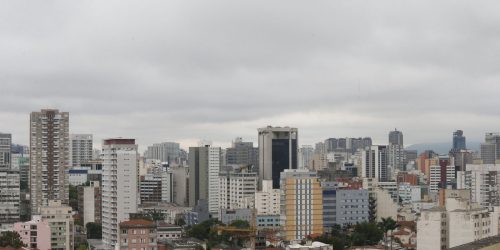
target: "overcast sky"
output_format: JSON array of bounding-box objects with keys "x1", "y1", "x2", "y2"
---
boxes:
[{"x1": 1, "y1": 1, "x2": 500, "y2": 151}]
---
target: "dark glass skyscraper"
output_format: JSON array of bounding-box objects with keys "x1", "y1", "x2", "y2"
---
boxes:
[
  {"x1": 452, "y1": 130, "x2": 466, "y2": 151},
  {"x1": 258, "y1": 126, "x2": 298, "y2": 189}
]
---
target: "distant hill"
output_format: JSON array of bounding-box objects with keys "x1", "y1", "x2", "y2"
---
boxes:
[{"x1": 405, "y1": 141, "x2": 481, "y2": 155}]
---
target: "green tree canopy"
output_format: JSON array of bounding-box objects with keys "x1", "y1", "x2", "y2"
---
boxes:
[
  {"x1": 86, "y1": 222, "x2": 102, "y2": 239},
  {"x1": 351, "y1": 222, "x2": 383, "y2": 246},
  {"x1": 0, "y1": 231, "x2": 26, "y2": 248}
]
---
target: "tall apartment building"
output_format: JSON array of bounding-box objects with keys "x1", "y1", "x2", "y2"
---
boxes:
[
  {"x1": 219, "y1": 165, "x2": 257, "y2": 209},
  {"x1": 258, "y1": 126, "x2": 298, "y2": 189},
  {"x1": 188, "y1": 144, "x2": 221, "y2": 215},
  {"x1": 388, "y1": 129, "x2": 405, "y2": 171},
  {"x1": 170, "y1": 165, "x2": 189, "y2": 206},
  {"x1": 144, "y1": 142, "x2": 181, "y2": 165},
  {"x1": 101, "y1": 138, "x2": 139, "y2": 249},
  {"x1": 225, "y1": 137, "x2": 259, "y2": 168},
  {"x1": 40, "y1": 200, "x2": 74, "y2": 250},
  {"x1": 361, "y1": 145, "x2": 388, "y2": 182},
  {"x1": 457, "y1": 164, "x2": 500, "y2": 209},
  {"x1": 280, "y1": 169, "x2": 323, "y2": 241},
  {"x1": 70, "y1": 134, "x2": 93, "y2": 167},
  {"x1": 139, "y1": 169, "x2": 173, "y2": 203},
  {"x1": 298, "y1": 145, "x2": 314, "y2": 169},
  {"x1": 429, "y1": 164, "x2": 456, "y2": 193},
  {"x1": 14, "y1": 215, "x2": 51, "y2": 250},
  {"x1": 0, "y1": 133, "x2": 11, "y2": 169},
  {"x1": 30, "y1": 109, "x2": 70, "y2": 214},
  {"x1": 254, "y1": 180, "x2": 280, "y2": 215},
  {"x1": 78, "y1": 181, "x2": 102, "y2": 226},
  {"x1": 0, "y1": 170, "x2": 20, "y2": 224}
]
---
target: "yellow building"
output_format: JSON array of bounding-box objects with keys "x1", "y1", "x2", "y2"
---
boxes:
[{"x1": 280, "y1": 169, "x2": 323, "y2": 241}]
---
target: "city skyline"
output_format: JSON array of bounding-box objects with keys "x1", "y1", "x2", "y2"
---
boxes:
[{"x1": 2, "y1": 1, "x2": 500, "y2": 150}]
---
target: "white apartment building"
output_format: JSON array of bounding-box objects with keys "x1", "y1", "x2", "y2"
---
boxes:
[
  {"x1": 70, "y1": 134, "x2": 93, "y2": 167},
  {"x1": 219, "y1": 166, "x2": 257, "y2": 209},
  {"x1": 457, "y1": 164, "x2": 500, "y2": 209},
  {"x1": 208, "y1": 147, "x2": 221, "y2": 215},
  {"x1": 361, "y1": 145, "x2": 388, "y2": 182},
  {"x1": 429, "y1": 164, "x2": 455, "y2": 193},
  {"x1": 101, "y1": 138, "x2": 139, "y2": 249},
  {"x1": 40, "y1": 200, "x2": 74, "y2": 250},
  {"x1": 30, "y1": 109, "x2": 70, "y2": 214},
  {"x1": 398, "y1": 183, "x2": 421, "y2": 204},
  {"x1": 417, "y1": 197, "x2": 500, "y2": 250},
  {"x1": 255, "y1": 180, "x2": 280, "y2": 215}
]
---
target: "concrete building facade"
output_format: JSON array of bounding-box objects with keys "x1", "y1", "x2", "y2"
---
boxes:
[
  {"x1": 101, "y1": 138, "x2": 139, "y2": 249},
  {"x1": 258, "y1": 126, "x2": 298, "y2": 189},
  {"x1": 70, "y1": 134, "x2": 93, "y2": 167},
  {"x1": 219, "y1": 166, "x2": 257, "y2": 209},
  {"x1": 361, "y1": 145, "x2": 388, "y2": 182},
  {"x1": 30, "y1": 109, "x2": 70, "y2": 214},
  {"x1": 14, "y1": 215, "x2": 52, "y2": 250},
  {"x1": 40, "y1": 200, "x2": 74, "y2": 250},
  {"x1": 280, "y1": 169, "x2": 323, "y2": 241}
]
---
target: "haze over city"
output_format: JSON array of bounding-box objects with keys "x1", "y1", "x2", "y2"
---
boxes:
[{"x1": 2, "y1": 1, "x2": 500, "y2": 150}]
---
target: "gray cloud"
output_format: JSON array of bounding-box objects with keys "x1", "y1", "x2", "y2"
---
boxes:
[{"x1": 1, "y1": 0, "x2": 500, "y2": 150}]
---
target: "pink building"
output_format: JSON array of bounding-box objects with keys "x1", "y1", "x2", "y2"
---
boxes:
[
  {"x1": 13, "y1": 215, "x2": 51, "y2": 250},
  {"x1": 119, "y1": 219, "x2": 157, "y2": 250}
]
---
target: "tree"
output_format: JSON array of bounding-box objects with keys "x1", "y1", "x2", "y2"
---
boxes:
[
  {"x1": 229, "y1": 220, "x2": 250, "y2": 229},
  {"x1": 69, "y1": 185, "x2": 79, "y2": 211},
  {"x1": 86, "y1": 222, "x2": 102, "y2": 239},
  {"x1": 0, "y1": 231, "x2": 26, "y2": 248},
  {"x1": 378, "y1": 217, "x2": 399, "y2": 250},
  {"x1": 351, "y1": 222, "x2": 383, "y2": 246},
  {"x1": 368, "y1": 195, "x2": 377, "y2": 223}
]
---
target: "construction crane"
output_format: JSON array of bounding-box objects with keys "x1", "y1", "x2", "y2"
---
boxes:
[{"x1": 215, "y1": 208, "x2": 258, "y2": 249}]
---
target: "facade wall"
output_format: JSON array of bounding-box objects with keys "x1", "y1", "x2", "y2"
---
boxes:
[
  {"x1": 102, "y1": 139, "x2": 139, "y2": 249},
  {"x1": 30, "y1": 109, "x2": 70, "y2": 214},
  {"x1": 14, "y1": 215, "x2": 51, "y2": 250}
]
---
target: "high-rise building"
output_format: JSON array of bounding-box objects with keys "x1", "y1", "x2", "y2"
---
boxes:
[
  {"x1": 258, "y1": 126, "x2": 298, "y2": 189},
  {"x1": 0, "y1": 170, "x2": 20, "y2": 224},
  {"x1": 485, "y1": 132, "x2": 500, "y2": 156},
  {"x1": 225, "y1": 137, "x2": 259, "y2": 168},
  {"x1": 388, "y1": 129, "x2": 405, "y2": 171},
  {"x1": 280, "y1": 169, "x2": 323, "y2": 241},
  {"x1": 170, "y1": 165, "x2": 189, "y2": 206},
  {"x1": 452, "y1": 130, "x2": 466, "y2": 151},
  {"x1": 70, "y1": 134, "x2": 93, "y2": 167},
  {"x1": 78, "y1": 181, "x2": 102, "y2": 226},
  {"x1": 298, "y1": 145, "x2": 314, "y2": 169},
  {"x1": 0, "y1": 133, "x2": 11, "y2": 170},
  {"x1": 480, "y1": 143, "x2": 496, "y2": 164},
  {"x1": 144, "y1": 142, "x2": 181, "y2": 165},
  {"x1": 101, "y1": 138, "x2": 139, "y2": 249},
  {"x1": 30, "y1": 109, "x2": 70, "y2": 214},
  {"x1": 188, "y1": 144, "x2": 221, "y2": 215},
  {"x1": 219, "y1": 165, "x2": 257, "y2": 209},
  {"x1": 457, "y1": 164, "x2": 500, "y2": 209},
  {"x1": 254, "y1": 180, "x2": 280, "y2": 215},
  {"x1": 361, "y1": 145, "x2": 388, "y2": 182},
  {"x1": 389, "y1": 129, "x2": 403, "y2": 145}
]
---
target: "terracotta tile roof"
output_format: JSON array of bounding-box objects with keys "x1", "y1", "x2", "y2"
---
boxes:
[{"x1": 119, "y1": 219, "x2": 155, "y2": 228}]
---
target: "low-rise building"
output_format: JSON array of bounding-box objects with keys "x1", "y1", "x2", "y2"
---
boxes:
[
  {"x1": 156, "y1": 222, "x2": 182, "y2": 240},
  {"x1": 13, "y1": 215, "x2": 51, "y2": 250},
  {"x1": 119, "y1": 219, "x2": 157, "y2": 250},
  {"x1": 256, "y1": 215, "x2": 280, "y2": 230}
]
